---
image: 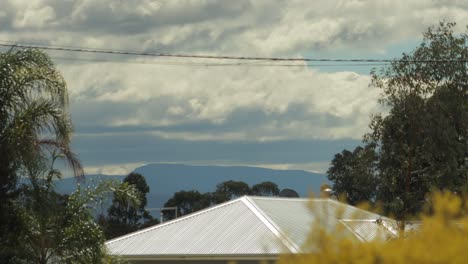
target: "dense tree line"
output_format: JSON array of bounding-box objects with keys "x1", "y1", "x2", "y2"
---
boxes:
[
  {"x1": 162, "y1": 180, "x2": 280, "y2": 220},
  {"x1": 327, "y1": 22, "x2": 467, "y2": 230}
]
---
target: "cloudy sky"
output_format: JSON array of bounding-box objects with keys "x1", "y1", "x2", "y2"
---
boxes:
[{"x1": 1, "y1": 0, "x2": 467, "y2": 175}]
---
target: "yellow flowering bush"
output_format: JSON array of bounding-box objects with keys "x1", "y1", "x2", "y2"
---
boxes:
[{"x1": 279, "y1": 192, "x2": 468, "y2": 264}]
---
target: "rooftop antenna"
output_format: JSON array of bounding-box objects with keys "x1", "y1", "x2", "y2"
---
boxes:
[{"x1": 146, "y1": 207, "x2": 178, "y2": 222}]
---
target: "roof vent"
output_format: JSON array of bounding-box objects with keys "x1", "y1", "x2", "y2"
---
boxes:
[{"x1": 320, "y1": 184, "x2": 334, "y2": 198}]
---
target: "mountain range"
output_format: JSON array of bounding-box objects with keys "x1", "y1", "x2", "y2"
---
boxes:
[{"x1": 55, "y1": 163, "x2": 330, "y2": 212}]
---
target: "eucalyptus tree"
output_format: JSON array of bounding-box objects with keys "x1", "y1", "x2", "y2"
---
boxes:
[
  {"x1": 327, "y1": 144, "x2": 378, "y2": 205},
  {"x1": 163, "y1": 190, "x2": 212, "y2": 220},
  {"x1": 327, "y1": 22, "x2": 467, "y2": 230},
  {"x1": 212, "y1": 180, "x2": 251, "y2": 203},
  {"x1": 368, "y1": 22, "x2": 467, "y2": 227},
  {"x1": 251, "y1": 181, "x2": 280, "y2": 197}
]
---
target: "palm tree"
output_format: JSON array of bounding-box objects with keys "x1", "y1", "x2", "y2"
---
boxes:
[
  {"x1": 0, "y1": 48, "x2": 82, "y2": 198},
  {"x1": 0, "y1": 48, "x2": 140, "y2": 263},
  {"x1": 0, "y1": 48, "x2": 84, "y2": 263}
]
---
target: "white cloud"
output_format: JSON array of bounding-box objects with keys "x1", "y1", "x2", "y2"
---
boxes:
[
  {"x1": 2, "y1": 0, "x2": 467, "y2": 169},
  {"x1": 60, "y1": 60, "x2": 378, "y2": 140},
  {"x1": 254, "y1": 162, "x2": 332, "y2": 174},
  {"x1": 84, "y1": 162, "x2": 146, "y2": 175},
  {"x1": 82, "y1": 160, "x2": 331, "y2": 176},
  {"x1": 9, "y1": 0, "x2": 56, "y2": 28},
  {"x1": 2, "y1": 0, "x2": 467, "y2": 54}
]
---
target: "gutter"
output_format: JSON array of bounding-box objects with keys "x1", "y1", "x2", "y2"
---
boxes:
[{"x1": 120, "y1": 254, "x2": 279, "y2": 261}]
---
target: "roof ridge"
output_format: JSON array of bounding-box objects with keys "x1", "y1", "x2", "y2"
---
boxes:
[
  {"x1": 106, "y1": 197, "x2": 245, "y2": 245},
  {"x1": 325, "y1": 199, "x2": 390, "y2": 220},
  {"x1": 245, "y1": 195, "x2": 324, "y2": 202},
  {"x1": 241, "y1": 196, "x2": 301, "y2": 253}
]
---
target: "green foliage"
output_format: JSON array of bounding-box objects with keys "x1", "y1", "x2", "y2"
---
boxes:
[
  {"x1": 0, "y1": 48, "x2": 137, "y2": 263},
  {"x1": 213, "y1": 180, "x2": 251, "y2": 203},
  {"x1": 278, "y1": 192, "x2": 468, "y2": 264},
  {"x1": 369, "y1": 21, "x2": 467, "y2": 221},
  {"x1": 0, "y1": 48, "x2": 82, "y2": 199},
  {"x1": 0, "y1": 48, "x2": 88, "y2": 263},
  {"x1": 251, "y1": 181, "x2": 280, "y2": 196},
  {"x1": 5, "y1": 161, "x2": 139, "y2": 264},
  {"x1": 211, "y1": 180, "x2": 280, "y2": 204},
  {"x1": 163, "y1": 190, "x2": 212, "y2": 219},
  {"x1": 162, "y1": 180, "x2": 281, "y2": 221},
  {"x1": 0, "y1": 199, "x2": 27, "y2": 263},
  {"x1": 102, "y1": 173, "x2": 156, "y2": 239},
  {"x1": 327, "y1": 22, "x2": 467, "y2": 225},
  {"x1": 327, "y1": 144, "x2": 378, "y2": 205}
]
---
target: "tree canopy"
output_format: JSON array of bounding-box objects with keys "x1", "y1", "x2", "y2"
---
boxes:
[
  {"x1": 162, "y1": 180, "x2": 282, "y2": 220},
  {"x1": 163, "y1": 190, "x2": 212, "y2": 220},
  {"x1": 327, "y1": 21, "x2": 467, "y2": 228},
  {"x1": 327, "y1": 144, "x2": 378, "y2": 205},
  {"x1": 103, "y1": 172, "x2": 156, "y2": 239},
  {"x1": 0, "y1": 48, "x2": 82, "y2": 200},
  {"x1": 251, "y1": 181, "x2": 280, "y2": 196},
  {"x1": 212, "y1": 180, "x2": 251, "y2": 203},
  {"x1": 0, "y1": 48, "x2": 138, "y2": 263},
  {"x1": 0, "y1": 48, "x2": 85, "y2": 263}
]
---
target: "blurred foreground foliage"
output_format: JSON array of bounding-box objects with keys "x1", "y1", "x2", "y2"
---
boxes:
[
  {"x1": 4, "y1": 172, "x2": 140, "y2": 264},
  {"x1": 278, "y1": 191, "x2": 468, "y2": 264}
]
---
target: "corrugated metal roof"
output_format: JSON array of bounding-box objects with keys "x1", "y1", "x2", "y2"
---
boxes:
[
  {"x1": 106, "y1": 196, "x2": 395, "y2": 259},
  {"x1": 248, "y1": 197, "x2": 397, "y2": 247},
  {"x1": 106, "y1": 197, "x2": 290, "y2": 257},
  {"x1": 340, "y1": 220, "x2": 396, "y2": 241}
]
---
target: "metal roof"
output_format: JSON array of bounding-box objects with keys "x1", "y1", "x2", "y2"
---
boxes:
[
  {"x1": 106, "y1": 196, "x2": 396, "y2": 259},
  {"x1": 248, "y1": 197, "x2": 397, "y2": 248}
]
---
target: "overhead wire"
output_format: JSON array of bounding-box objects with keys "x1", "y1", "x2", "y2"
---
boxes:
[
  {"x1": 1, "y1": 41, "x2": 466, "y2": 64},
  {"x1": 49, "y1": 55, "x2": 391, "y2": 67}
]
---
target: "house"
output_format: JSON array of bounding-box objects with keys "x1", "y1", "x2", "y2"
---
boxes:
[{"x1": 106, "y1": 196, "x2": 397, "y2": 263}]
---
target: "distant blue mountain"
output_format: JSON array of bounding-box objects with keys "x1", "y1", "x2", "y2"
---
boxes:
[{"x1": 55, "y1": 163, "x2": 330, "y2": 210}]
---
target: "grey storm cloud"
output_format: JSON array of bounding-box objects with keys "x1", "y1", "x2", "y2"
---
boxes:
[
  {"x1": 73, "y1": 103, "x2": 356, "y2": 136},
  {"x1": 3, "y1": 0, "x2": 467, "y2": 55},
  {"x1": 2, "y1": 0, "x2": 468, "y2": 173},
  {"x1": 72, "y1": 131, "x2": 360, "y2": 167},
  {"x1": 61, "y1": 1, "x2": 252, "y2": 35},
  {"x1": 63, "y1": 61, "x2": 379, "y2": 141}
]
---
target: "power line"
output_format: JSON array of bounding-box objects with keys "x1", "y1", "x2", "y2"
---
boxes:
[
  {"x1": 50, "y1": 55, "x2": 390, "y2": 67},
  {"x1": 1, "y1": 41, "x2": 466, "y2": 63},
  {"x1": 50, "y1": 56, "x2": 292, "y2": 67}
]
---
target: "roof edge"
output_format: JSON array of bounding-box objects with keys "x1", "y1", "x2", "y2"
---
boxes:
[
  {"x1": 245, "y1": 195, "x2": 322, "y2": 202},
  {"x1": 119, "y1": 254, "x2": 279, "y2": 261},
  {"x1": 106, "y1": 197, "x2": 245, "y2": 245},
  {"x1": 242, "y1": 196, "x2": 301, "y2": 253},
  {"x1": 326, "y1": 198, "x2": 394, "y2": 221}
]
